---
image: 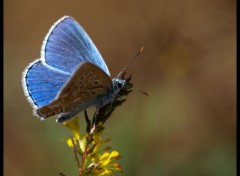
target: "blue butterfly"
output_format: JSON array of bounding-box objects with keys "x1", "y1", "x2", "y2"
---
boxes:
[{"x1": 22, "y1": 16, "x2": 126, "y2": 122}]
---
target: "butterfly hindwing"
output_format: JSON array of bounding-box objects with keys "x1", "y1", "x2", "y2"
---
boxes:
[{"x1": 22, "y1": 60, "x2": 70, "y2": 108}]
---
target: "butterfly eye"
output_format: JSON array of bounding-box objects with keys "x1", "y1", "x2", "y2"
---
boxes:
[{"x1": 117, "y1": 82, "x2": 123, "y2": 89}]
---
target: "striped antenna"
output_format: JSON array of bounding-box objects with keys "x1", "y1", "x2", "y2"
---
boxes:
[{"x1": 117, "y1": 47, "x2": 144, "y2": 78}]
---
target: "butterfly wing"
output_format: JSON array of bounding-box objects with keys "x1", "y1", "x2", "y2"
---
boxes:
[
  {"x1": 22, "y1": 60, "x2": 70, "y2": 109},
  {"x1": 23, "y1": 16, "x2": 111, "y2": 113},
  {"x1": 36, "y1": 62, "x2": 113, "y2": 119},
  {"x1": 41, "y1": 16, "x2": 110, "y2": 75}
]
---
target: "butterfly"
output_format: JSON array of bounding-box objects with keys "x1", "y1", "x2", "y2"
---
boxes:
[{"x1": 22, "y1": 16, "x2": 126, "y2": 123}]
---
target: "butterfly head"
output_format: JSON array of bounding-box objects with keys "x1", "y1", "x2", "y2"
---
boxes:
[{"x1": 112, "y1": 78, "x2": 126, "y2": 93}]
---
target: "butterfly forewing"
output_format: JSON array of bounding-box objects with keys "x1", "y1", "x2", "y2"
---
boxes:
[
  {"x1": 41, "y1": 16, "x2": 110, "y2": 75},
  {"x1": 36, "y1": 62, "x2": 113, "y2": 118}
]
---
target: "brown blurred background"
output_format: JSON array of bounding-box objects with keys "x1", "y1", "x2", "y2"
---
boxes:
[{"x1": 4, "y1": 0, "x2": 236, "y2": 175}]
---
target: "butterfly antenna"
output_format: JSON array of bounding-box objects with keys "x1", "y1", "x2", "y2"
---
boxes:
[
  {"x1": 117, "y1": 47, "x2": 144, "y2": 78},
  {"x1": 133, "y1": 87, "x2": 150, "y2": 96}
]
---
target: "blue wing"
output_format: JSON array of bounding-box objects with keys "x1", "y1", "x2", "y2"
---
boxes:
[
  {"x1": 41, "y1": 16, "x2": 110, "y2": 75},
  {"x1": 22, "y1": 60, "x2": 70, "y2": 108}
]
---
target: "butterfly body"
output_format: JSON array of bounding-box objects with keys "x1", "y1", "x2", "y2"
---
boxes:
[{"x1": 22, "y1": 16, "x2": 126, "y2": 122}]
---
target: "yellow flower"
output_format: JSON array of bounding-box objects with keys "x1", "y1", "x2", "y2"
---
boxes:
[
  {"x1": 63, "y1": 116, "x2": 87, "y2": 151},
  {"x1": 90, "y1": 151, "x2": 123, "y2": 175},
  {"x1": 63, "y1": 116, "x2": 123, "y2": 175},
  {"x1": 66, "y1": 137, "x2": 77, "y2": 147},
  {"x1": 63, "y1": 116, "x2": 80, "y2": 139}
]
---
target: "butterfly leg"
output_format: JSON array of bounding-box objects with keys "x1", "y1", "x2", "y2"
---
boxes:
[
  {"x1": 56, "y1": 111, "x2": 79, "y2": 123},
  {"x1": 92, "y1": 108, "x2": 99, "y2": 126},
  {"x1": 84, "y1": 110, "x2": 91, "y2": 133}
]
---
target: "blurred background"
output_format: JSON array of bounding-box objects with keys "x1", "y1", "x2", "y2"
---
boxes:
[{"x1": 4, "y1": 0, "x2": 236, "y2": 175}]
